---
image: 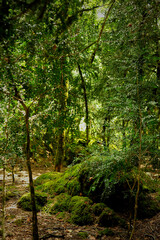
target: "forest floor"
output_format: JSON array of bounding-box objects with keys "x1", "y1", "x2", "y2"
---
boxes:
[{"x1": 0, "y1": 168, "x2": 160, "y2": 240}]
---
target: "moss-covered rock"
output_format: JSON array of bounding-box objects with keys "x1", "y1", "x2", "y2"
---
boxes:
[
  {"x1": 92, "y1": 203, "x2": 107, "y2": 216},
  {"x1": 35, "y1": 165, "x2": 81, "y2": 197},
  {"x1": 137, "y1": 193, "x2": 160, "y2": 219},
  {"x1": 17, "y1": 192, "x2": 47, "y2": 211},
  {"x1": 98, "y1": 207, "x2": 119, "y2": 227},
  {"x1": 49, "y1": 193, "x2": 72, "y2": 214},
  {"x1": 69, "y1": 196, "x2": 94, "y2": 225},
  {"x1": 34, "y1": 172, "x2": 62, "y2": 186},
  {"x1": 5, "y1": 190, "x2": 19, "y2": 201}
]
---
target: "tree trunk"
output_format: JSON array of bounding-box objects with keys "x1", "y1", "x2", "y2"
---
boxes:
[
  {"x1": 102, "y1": 117, "x2": 107, "y2": 146},
  {"x1": 26, "y1": 107, "x2": 39, "y2": 240},
  {"x1": 77, "y1": 63, "x2": 89, "y2": 145},
  {"x1": 55, "y1": 58, "x2": 68, "y2": 171},
  {"x1": 14, "y1": 88, "x2": 39, "y2": 240},
  {"x1": 2, "y1": 158, "x2": 6, "y2": 240}
]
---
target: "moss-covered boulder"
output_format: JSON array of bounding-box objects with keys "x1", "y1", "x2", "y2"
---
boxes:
[
  {"x1": 98, "y1": 207, "x2": 120, "y2": 227},
  {"x1": 69, "y1": 196, "x2": 94, "y2": 225},
  {"x1": 49, "y1": 193, "x2": 72, "y2": 214},
  {"x1": 92, "y1": 203, "x2": 107, "y2": 216},
  {"x1": 17, "y1": 192, "x2": 47, "y2": 211},
  {"x1": 137, "y1": 193, "x2": 160, "y2": 219},
  {"x1": 34, "y1": 172, "x2": 62, "y2": 186},
  {"x1": 35, "y1": 165, "x2": 81, "y2": 197}
]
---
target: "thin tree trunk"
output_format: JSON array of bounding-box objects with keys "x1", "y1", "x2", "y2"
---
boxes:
[
  {"x1": 14, "y1": 89, "x2": 39, "y2": 240},
  {"x1": 55, "y1": 58, "x2": 68, "y2": 171},
  {"x1": 129, "y1": 10, "x2": 145, "y2": 238},
  {"x1": 26, "y1": 107, "x2": 39, "y2": 240},
  {"x1": 102, "y1": 117, "x2": 107, "y2": 146},
  {"x1": 77, "y1": 63, "x2": 89, "y2": 145},
  {"x1": 2, "y1": 158, "x2": 6, "y2": 240}
]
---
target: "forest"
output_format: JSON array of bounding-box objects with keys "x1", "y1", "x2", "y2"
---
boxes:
[{"x1": 0, "y1": 0, "x2": 160, "y2": 239}]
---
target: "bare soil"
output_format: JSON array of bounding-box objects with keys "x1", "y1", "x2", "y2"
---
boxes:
[{"x1": 0, "y1": 169, "x2": 160, "y2": 240}]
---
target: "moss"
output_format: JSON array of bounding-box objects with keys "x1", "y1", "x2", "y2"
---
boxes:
[
  {"x1": 35, "y1": 165, "x2": 81, "y2": 197},
  {"x1": 69, "y1": 196, "x2": 94, "y2": 225},
  {"x1": 49, "y1": 193, "x2": 72, "y2": 214},
  {"x1": 34, "y1": 172, "x2": 62, "y2": 186},
  {"x1": 0, "y1": 229, "x2": 2, "y2": 237},
  {"x1": 92, "y1": 203, "x2": 107, "y2": 216},
  {"x1": 98, "y1": 207, "x2": 119, "y2": 227},
  {"x1": 14, "y1": 218, "x2": 24, "y2": 226},
  {"x1": 77, "y1": 231, "x2": 89, "y2": 239},
  {"x1": 17, "y1": 192, "x2": 47, "y2": 211},
  {"x1": 35, "y1": 180, "x2": 62, "y2": 196},
  {"x1": 98, "y1": 228, "x2": 114, "y2": 237},
  {"x1": 137, "y1": 194, "x2": 160, "y2": 219},
  {"x1": 55, "y1": 211, "x2": 70, "y2": 221},
  {"x1": 5, "y1": 190, "x2": 18, "y2": 201}
]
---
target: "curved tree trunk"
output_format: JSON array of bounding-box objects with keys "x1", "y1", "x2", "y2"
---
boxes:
[{"x1": 15, "y1": 90, "x2": 39, "y2": 240}]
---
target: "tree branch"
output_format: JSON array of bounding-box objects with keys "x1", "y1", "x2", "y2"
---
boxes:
[{"x1": 90, "y1": 0, "x2": 116, "y2": 64}]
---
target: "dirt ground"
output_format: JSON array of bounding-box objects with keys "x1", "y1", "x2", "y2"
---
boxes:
[{"x1": 0, "y1": 169, "x2": 160, "y2": 240}]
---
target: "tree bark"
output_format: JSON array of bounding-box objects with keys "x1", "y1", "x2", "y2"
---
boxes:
[
  {"x1": 55, "y1": 58, "x2": 68, "y2": 171},
  {"x1": 14, "y1": 90, "x2": 39, "y2": 240},
  {"x1": 77, "y1": 63, "x2": 89, "y2": 145},
  {"x1": 26, "y1": 107, "x2": 39, "y2": 240},
  {"x1": 2, "y1": 158, "x2": 6, "y2": 240}
]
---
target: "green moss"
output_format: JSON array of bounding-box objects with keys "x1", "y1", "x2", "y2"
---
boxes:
[
  {"x1": 138, "y1": 194, "x2": 160, "y2": 219},
  {"x1": 49, "y1": 193, "x2": 71, "y2": 214},
  {"x1": 34, "y1": 172, "x2": 62, "y2": 186},
  {"x1": 35, "y1": 165, "x2": 81, "y2": 197},
  {"x1": 98, "y1": 208, "x2": 119, "y2": 227},
  {"x1": 6, "y1": 190, "x2": 18, "y2": 201},
  {"x1": 14, "y1": 218, "x2": 23, "y2": 226},
  {"x1": 98, "y1": 228, "x2": 114, "y2": 237},
  {"x1": 92, "y1": 203, "x2": 107, "y2": 216},
  {"x1": 17, "y1": 192, "x2": 47, "y2": 211},
  {"x1": 78, "y1": 231, "x2": 89, "y2": 239},
  {"x1": 69, "y1": 196, "x2": 94, "y2": 225},
  {"x1": 0, "y1": 229, "x2": 2, "y2": 236},
  {"x1": 55, "y1": 211, "x2": 70, "y2": 221}
]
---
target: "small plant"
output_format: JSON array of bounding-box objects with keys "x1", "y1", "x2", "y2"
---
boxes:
[
  {"x1": 78, "y1": 231, "x2": 89, "y2": 239},
  {"x1": 14, "y1": 218, "x2": 23, "y2": 226},
  {"x1": 98, "y1": 228, "x2": 114, "y2": 237}
]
